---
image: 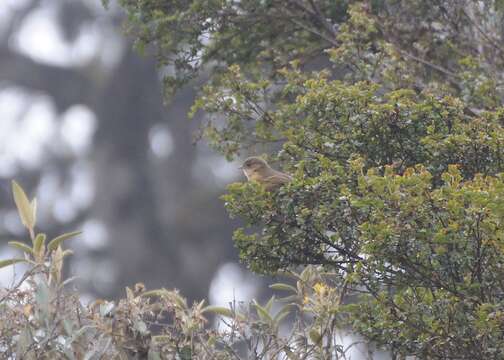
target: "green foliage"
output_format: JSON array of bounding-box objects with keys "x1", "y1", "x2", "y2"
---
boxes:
[
  {"x1": 0, "y1": 183, "x2": 368, "y2": 359},
  {"x1": 77, "y1": 0, "x2": 504, "y2": 357}
]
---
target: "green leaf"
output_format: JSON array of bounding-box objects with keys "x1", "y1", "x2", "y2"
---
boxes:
[
  {"x1": 30, "y1": 199, "x2": 37, "y2": 230},
  {"x1": 265, "y1": 295, "x2": 275, "y2": 312},
  {"x1": 48, "y1": 231, "x2": 82, "y2": 251},
  {"x1": 33, "y1": 233, "x2": 46, "y2": 254},
  {"x1": 142, "y1": 289, "x2": 170, "y2": 298},
  {"x1": 12, "y1": 181, "x2": 36, "y2": 232},
  {"x1": 273, "y1": 304, "x2": 293, "y2": 323},
  {"x1": 8, "y1": 241, "x2": 33, "y2": 255},
  {"x1": 253, "y1": 300, "x2": 273, "y2": 322},
  {"x1": 309, "y1": 329, "x2": 322, "y2": 344},
  {"x1": 269, "y1": 283, "x2": 298, "y2": 293},
  {"x1": 0, "y1": 258, "x2": 27, "y2": 269},
  {"x1": 202, "y1": 306, "x2": 234, "y2": 318},
  {"x1": 35, "y1": 281, "x2": 51, "y2": 320}
]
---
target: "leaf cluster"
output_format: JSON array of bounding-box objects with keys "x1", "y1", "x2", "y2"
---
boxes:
[{"x1": 116, "y1": 0, "x2": 504, "y2": 357}]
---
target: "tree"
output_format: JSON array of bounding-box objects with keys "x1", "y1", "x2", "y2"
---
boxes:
[
  {"x1": 0, "y1": 0, "x2": 239, "y2": 301},
  {"x1": 117, "y1": 0, "x2": 504, "y2": 358}
]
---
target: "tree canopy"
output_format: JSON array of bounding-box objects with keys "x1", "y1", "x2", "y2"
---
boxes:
[
  {"x1": 3, "y1": 0, "x2": 504, "y2": 358},
  {"x1": 116, "y1": 0, "x2": 504, "y2": 357}
]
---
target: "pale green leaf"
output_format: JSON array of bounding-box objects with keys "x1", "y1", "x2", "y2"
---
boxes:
[
  {"x1": 265, "y1": 295, "x2": 275, "y2": 312},
  {"x1": 141, "y1": 289, "x2": 170, "y2": 298},
  {"x1": 8, "y1": 241, "x2": 33, "y2": 255},
  {"x1": 309, "y1": 329, "x2": 322, "y2": 344},
  {"x1": 33, "y1": 233, "x2": 46, "y2": 256},
  {"x1": 0, "y1": 258, "x2": 27, "y2": 269},
  {"x1": 48, "y1": 231, "x2": 82, "y2": 251},
  {"x1": 273, "y1": 304, "x2": 293, "y2": 323},
  {"x1": 201, "y1": 306, "x2": 234, "y2": 318},
  {"x1": 269, "y1": 283, "x2": 298, "y2": 293},
  {"x1": 253, "y1": 300, "x2": 273, "y2": 322},
  {"x1": 30, "y1": 198, "x2": 37, "y2": 231},
  {"x1": 12, "y1": 181, "x2": 35, "y2": 231}
]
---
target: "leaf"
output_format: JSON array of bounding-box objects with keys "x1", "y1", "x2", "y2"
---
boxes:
[
  {"x1": 152, "y1": 335, "x2": 171, "y2": 343},
  {"x1": 196, "y1": 299, "x2": 206, "y2": 311},
  {"x1": 30, "y1": 198, "x2": 37, "y2": 231},
  {"x1": 23, "y1": 304, "x2": 32, "y2": 317},
  {"x1": 61, "y1": 249, "x2": 74, "y2": 258},
  {"x1": 253, "y1": 300, "x2": 273, "y2": 322},
  {"x1": 277, "y1": 295, "x2": 299, "y2": 303},
  {"x1": 48, "y1": 231, "x2": 82, "y2": 251},
  {"x1": 12, "y1": 181, "x2": 36, "y2": 232},
  {"x1": 202, "y1": 306, "x2": 234, "y2": 318},
  {"x1": 60, "y1": 276, "x2": 79, "y2": 288},
  {"x1": 309, "y1": 329, "x2": 322, "y2": 344},
  {"x1": 0, "y1": 258, "x2": 27, "y2": 269},
  {"x1": 273, "y1": 304, "x2": 293, "y2": 323},
  {"x1": 269, "y1": 283, "x2": 298, "y2": 293},
  {"x1": 50, "y1": 246, "x2": 64, "y2": 284},
  {"x1": 8, "y1": 241, "x2": 34, "y2": 255},
  {"x1": 276, "y1": 269, "x2": 301, "y2": 280},
  {"x1": 169, "y1": 291, "x2": 188, "y2": 309},
  {"x1": 142, "y1": 289, "x2": 170, "y2": 298},
  {"x1": 33, "y1": 233, "x2": 46, "y2": 258},
  {"x1": 265, "y1": 295, "x2": 275, "y2": 312},
  {"x1": 36, "y1": 281, "x2": 51, "y2": 321}
]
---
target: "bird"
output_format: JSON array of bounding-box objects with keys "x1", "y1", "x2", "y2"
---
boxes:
[{"x1": 240, "y1": 157, "x2": 292, "y2": 191}]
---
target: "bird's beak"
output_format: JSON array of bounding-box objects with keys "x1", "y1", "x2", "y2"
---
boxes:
[{"x1": 238, "y1": 165, "x2": 243, "y2": 169}]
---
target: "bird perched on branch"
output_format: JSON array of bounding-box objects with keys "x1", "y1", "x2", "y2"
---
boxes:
[{"x1": 240, "y1": 157, "x2": 292, "y2": 191}]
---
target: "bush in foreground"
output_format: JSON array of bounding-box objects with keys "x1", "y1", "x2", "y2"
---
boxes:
[{"x1": 1, "y1": 182, "x2": 359, "y2": 359}]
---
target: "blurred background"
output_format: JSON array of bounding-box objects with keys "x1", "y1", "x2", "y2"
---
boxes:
[{"x1": 0, "y1": 0, "x2": 264, "y2": 306}]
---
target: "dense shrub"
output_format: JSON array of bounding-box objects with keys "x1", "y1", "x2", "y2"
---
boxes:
[{"x1": 5, "y1": 0, "x2": 504, "y2": 358}]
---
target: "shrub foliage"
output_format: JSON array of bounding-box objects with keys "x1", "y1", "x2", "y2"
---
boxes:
[{"x1": 4, "y1": 0, "x2": 504, "y2": 358}]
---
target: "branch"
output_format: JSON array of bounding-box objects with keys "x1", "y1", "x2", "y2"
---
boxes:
[
  {"x1": 461, "y1": 8, "x2": 504, "y2": 56},
  {"x1": 396, "y1": 49, "x2": 459, "y2": 80}
]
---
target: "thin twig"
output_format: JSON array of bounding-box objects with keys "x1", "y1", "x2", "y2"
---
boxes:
[{"x1": 461, "y1": 8, "x2": 504, "y2": 56}]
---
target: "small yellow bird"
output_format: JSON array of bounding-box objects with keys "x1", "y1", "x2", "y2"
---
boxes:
[{"x1": 240, "y1": 157, "x2": 292, "y2": 191}]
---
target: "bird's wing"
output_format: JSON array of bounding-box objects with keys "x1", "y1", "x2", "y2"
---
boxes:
[{"x1": 262, "y1": 172, "x2": 292, "y2": 190}]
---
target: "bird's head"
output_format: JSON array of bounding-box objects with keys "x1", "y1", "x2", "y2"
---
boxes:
[{"x1": 240, "y1": 157, "x2": 270, "y2": 178}]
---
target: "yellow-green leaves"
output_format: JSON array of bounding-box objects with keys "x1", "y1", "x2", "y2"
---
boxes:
[
  {"x1": 49, "y1": 246, "x2": 65, "y2": 285},
  {"x1": 8, "y1": 241, "x2": 34, "y2": 255},
  {"x1": 48, "y1": 231, "x2": 82, "y2": 251},
  {"x1": 3, "y1": 181, "x2": 78, "y2": 278},
  {"x1": 33, "y1": 233, "x2": 46, "y2": 263},
  {"x1": 201, "y1": 306, "x2": 235, "y2": 318},
  {"x1": 0, "y1": 258, "x2": 27, "y2": 269},
  {"x1": 12, "y1": 181, "x2": 37, "y2": 237}
]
